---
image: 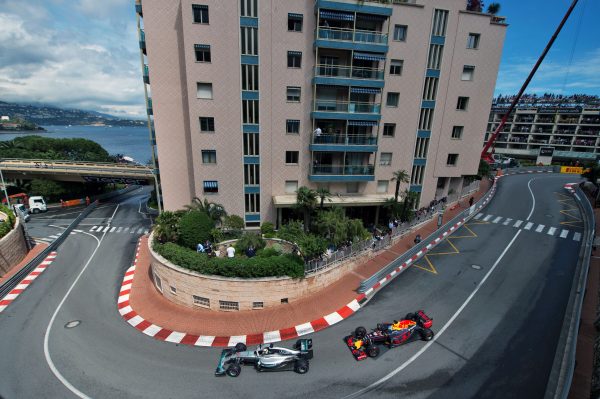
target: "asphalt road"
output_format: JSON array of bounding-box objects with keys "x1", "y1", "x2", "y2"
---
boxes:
[{"x1": 0, "y1": 175, "x2": 583, "y2": 398}]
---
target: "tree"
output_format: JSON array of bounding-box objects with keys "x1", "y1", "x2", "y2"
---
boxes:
[
  {"x1": 178, "y1": 210, "x2": 215, "y2": 249},
  {"x1": 154, "y1": 211, "x2": 181, "y2": 243},
  {"x1": 383, "y1": 197, "x2": 402, "y2": 220},
  {"x1": 316, "y1": 187, "x2": 332, "y2": 211},
  {"x1": 391, "y1": 170, "x2": 410, "y2": 203},
  {"x1": 295, "y1": 186, "x2": 318, "y2": 232},
  {"x1": 222, "y1": 214, "x2": 245, "y2": 238},
  {"x1": 400, "y1": 190, "x2": 417, "y2": 222},
  {"x1": 185, "y1": 197, "x2": 227, "y2": 225},
  {"x1": 314, "y1": 207, "x2": 347, "y2": 246},
  {"x1": 277, "y1": 220, "x2": 305, "y2": 243},
  {"x1": 487, "y1": 2, "x2": 501, "y2": 14},
  {"x1": 29, "y1": 179, "x2": 66, "y2": 201},
  {"x1": 477, "y1": 159, "x2": 492, "y2": 180}
]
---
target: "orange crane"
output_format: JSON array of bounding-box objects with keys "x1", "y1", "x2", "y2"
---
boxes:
[{"x1": 481, "y1": 0, "x2": 580, "y2": 164}]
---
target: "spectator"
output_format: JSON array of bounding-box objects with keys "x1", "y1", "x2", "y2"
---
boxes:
[
  {"x1": 246, "y1": 245, "x2": 256, "y2": 258},
  {"x1": 196, "y1": 242, "x2": 205, "y2": 253},
  {"x1": 414, "y1": 234, "x2": 422, "y2": 245},
  {"x1": 469, "y1": 196, "x2": 474, "y2": 207},
  {"x1": 226, "y1": 244, "x2": 235, "y2": 258},
  {"x1": 313, "y1": 126, "x2": 322, "y2": 137}
]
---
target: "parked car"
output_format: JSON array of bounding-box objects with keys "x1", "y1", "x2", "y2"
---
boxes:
[{"x1": 13, "y1": 204, "x2": 30, "y2": 222}]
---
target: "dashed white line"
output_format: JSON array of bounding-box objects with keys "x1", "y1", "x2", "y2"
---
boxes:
[
  {"x1": 573, "y1": 232, "x2": 582, "y2": 242},
  {"x1": 116, "y1": 227, "x2": 123, "y2": 233},
  {"x1": 514, "y1": 220, "x2": 523, "y2": 228},
  {"x1": 502, "y1": 218, "x2": 512, "y2": 226},
  {"x1": 474, "y1": 213, "x2": 483, "y2": 220},
  {"x1": 547, "y1": 227, "x2": 556, "y2": 236},
  {"x1": 492, "y1": 216, "x2": 502, "y2": 224},
  {"x1": 524, "y1": 222, "x2": 533, "y2": 230},
  {"x1": 109, "y1": 226, "x2": 116, "y2": 233},
  {"x1": 560, "y1": 229, "x2": 569, "y2": 238},
  {"x1": 102, "y1": 226, "x2": 110, "y2": 233},
  {"x1": 483, "y1": 215, "x2": 493, "y2": 222},
  {"x1": 535, "y1": 224, "x2": 545, "y2": 233}
]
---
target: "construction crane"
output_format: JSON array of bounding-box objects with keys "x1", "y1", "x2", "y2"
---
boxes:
[{"x1": 481, "y1": 0, "x2": 580, "y2": 164}]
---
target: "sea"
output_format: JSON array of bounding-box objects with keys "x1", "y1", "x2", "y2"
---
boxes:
[{"x1": 0, "y1": 125, "x2": 153, "y2": 164}]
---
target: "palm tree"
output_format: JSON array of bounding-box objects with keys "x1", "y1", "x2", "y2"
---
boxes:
[
  {"x1": 316, "y1": 187, "x2": 332, "y2": 211},
  {"x1": 487, "y1": 2, "x2": 501, "y2": 14},
  {"x1": 185, "y1": 197, "x2": 227, "y2": 225},
  {"x1": 391, "y1": 170, "x2": 410, "y2": 203},
  {"x1": 295, "y1": 186, "x2": 318, "y2": 232}
]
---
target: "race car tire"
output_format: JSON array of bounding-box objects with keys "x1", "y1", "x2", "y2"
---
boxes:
[
  {"x1": 367, "y1": 345, "x2": 380, "y2": 358},
  {"x1": 226, "y1": 364, "x2": 241, "y2": 377},
  {"x1": 294, "y1": 359, "x2": 309, "y2": 374},
  {"x1": 355, "y1": 326, "x2": 367, "y2": 339},
  {"x1": 421, "y1": 328, "x2": 434, "y2": 341},
  {"x1": 234, "y1": 343, "x2": 247, "y2": 352},
  {"x1": 405, "y1": 313, "x2": 415, "y2": 320}
]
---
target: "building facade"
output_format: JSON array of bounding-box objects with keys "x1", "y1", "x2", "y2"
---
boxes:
[
  {"x1": 136, "y1": 0, "x2": 506, "y2": 227},
  {"x1": 485, "y1": 98, "x2": 600, "y2": 163}
]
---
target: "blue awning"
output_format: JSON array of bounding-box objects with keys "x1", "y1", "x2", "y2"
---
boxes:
[
  {"x1": 288, "y1": 13, "x2": 303, "y2": 19},
  {"x1": 353, "y1": 52, "x2": 386, "y2": 61},
  {"x1": 320, "y1": 10, "x2": 354, "y2": 21},
  {"x1": 356, "y1": 13, "x2": 388, "y2": 21},
  {"x1": 347, "y1": 120, "x2": 378, "y2": 126},
  {"x1": 194, "y1": 44, "x2": 210, "y2": 49},
  {"x1": 351, "y1": 87, "x2": 381, "y2": 94},
  {"x1": 203, "y1": 181, "x2": 218, "y2": 189},
  {"x1": 287, "y1": 51, "x2": 302, "y2": 56}
]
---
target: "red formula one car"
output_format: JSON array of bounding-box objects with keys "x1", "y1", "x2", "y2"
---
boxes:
[{"x1": 345, "y1": 310, "x2": 434, "y2": 361}]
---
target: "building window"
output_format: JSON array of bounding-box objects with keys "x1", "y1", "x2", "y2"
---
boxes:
[
  {"x1": 418, "y1": 108, "x2": 434, "y2": 130},
  {"x1": 287, "y1": 86, "x2": 301, "y2": 102},
  {"x1": 193, "y1": 295, "x2": 210, "y2": 308},
  {"x1": 196, "y1": 82, "x2": 213, "y2": 99},
  {"x1": 192, "y1": 4, "x2": 209, "y2": 24},
  {"x1": 389, "y1": 59, "x2": 403, "y2": 76},
  {"x1": 240, "y1": 0, "x2": 257, "y2": 17},
  {"x1": 201, "y1": 150, "x2": 216, "y2": 164},
  {"x1": 240, "y1": 26, "x2": 258, "y2": 55},
  {"x1": 447, "y1": 154, "x2": 458, "y2": 166},
  {"x1": 287, "y1": 51, "x2": 302, "y2": 68},
  {"x1": 467, "y1": 33, "x2": 480, "y2": 49},
  {"x1": 386, "y1": 92, "x2": 399, "y2": 107},
  {"x1": 252, "y1": 301, "x2": 264, "y2": 309},
  {"x1": 377, "y1": 180, "x2": 389, "y2": 193},
  {"x1": 199, "y1": 117, "x2": 214, "y2": 132},
  {"x1": 393, "y1": 25, "x2": 407, "y2": 41},
  {"x1": 285, "y1": 151, "x2": 299, "y2": 164},
  {"x1": 452, "y1": 126, "x2": 463, "y2": 139},
  {"x1": 411, "y1": 165, "x2": 425, "y2": 185},
  {"x1": 286, "y1": 119, "x2": 300, "y2": 134},
  {"x1": 380, "y1": 152, "x2": 392, "y2": 166},
  {"x1": 194, "y1": 44, "x2": 211, "y2": 62},
  {"x1": 170, "y1": 285, "x2": 177, "y2": 294},
  {"x1": 244, "y1": 164, "x2": 260, "y2": 185},
  {"x1": 285, "y1": 180, "x2": 298, "y2": 193},
  {"x1": 241, "y1": 64, "x2": 259, "y2": 91},
  {"x1": 242, "y1": 99, "x2": 259, "y2": 124},
  {"x1": 432, "y1": 9, "x2": 449, "y2": 37},
  {"x1": 219, "y1": 300, "x2": 239, "y2": 311},
  {"x1": 153, "y1": 272, "x2": 162, "y2": 292},
  {"x1": 423, "y1": 77, "x2": 439, "y2": 101},
  {"x1": 414, "y1": 137, "x2": 430, "y2": 158},
  {"x1": 457, "y1": 96, "x2": 469, "y2": 110},
  {"x1": 427, "y1": 44, "x2": 444, "y2": 70},
  {"x1": 288, "y1": 13, "x2": 303, "y2": 32},
  {"x1": 243, "y1": 133, "x2": 259, "y2": 155},
  {"x1": 462, "y1": 65, "x2": 475, "y2": 81},
  {"x1": 203, "y1": 180, "x2": 219, "y2": 193},
  {"x1": 245, "y1": 193, "x2": 260, "y2": 213},
  {"x1": 383, "y1": 123, "x2": 396, "y2": 137}
]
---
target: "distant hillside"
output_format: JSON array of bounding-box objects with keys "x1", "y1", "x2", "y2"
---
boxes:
[{"x1": 0, "y1": 101, "x2": 146, "y2": 127}]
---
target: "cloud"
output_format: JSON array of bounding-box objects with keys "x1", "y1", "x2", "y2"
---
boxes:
[{"x1": 495, "y1": 48, "x2": 600, "y2": 95}]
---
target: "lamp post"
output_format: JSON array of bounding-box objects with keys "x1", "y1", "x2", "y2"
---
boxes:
[
  {"x1": 133, "y1": 159, "x2": 162, "y2": 214},
  {"x1": 0, "y1": 164, "x2": 10, "y2": 207}
]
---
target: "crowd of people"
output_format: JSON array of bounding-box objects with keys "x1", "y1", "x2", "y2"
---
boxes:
[{"x1": 494, "y1": 93, "x2": 600, "y2": 108}]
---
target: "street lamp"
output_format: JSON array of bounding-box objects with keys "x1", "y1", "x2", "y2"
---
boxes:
[
  {"x1": 0, "y1": 163, "x2": 11, "y2": 207},
  {"x1": 132, "y1": 159, "x2": 162, "y2": 214}
]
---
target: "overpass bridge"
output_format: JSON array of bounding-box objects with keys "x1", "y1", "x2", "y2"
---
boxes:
[{"x1": 0, "y1": 159, "x2": 156, "y2": 185}]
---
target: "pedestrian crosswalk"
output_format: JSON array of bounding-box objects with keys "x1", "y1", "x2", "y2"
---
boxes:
[
  {"x1": 473, "y1": 213, "x2": 581, "y2": 242},
  {"x1": 89, "y1": 225, "x2": 149, "y2": 235}
]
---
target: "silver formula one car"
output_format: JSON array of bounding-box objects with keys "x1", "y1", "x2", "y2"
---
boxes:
[{"x1": 215, "y1": 339, "x2": 313, "y2": 377}]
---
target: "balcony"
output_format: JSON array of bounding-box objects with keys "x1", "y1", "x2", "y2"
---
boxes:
[
  {"x1": 316, "y1": 27, "x2": 387, "y2": 44},
  {"x1": 309, "y1": 164, "x2": 375, "y2": 182},
  {"x1": 313, "y1": 100, "x2": 380, "y2": 121},
  {"x1": 139, "y1": 30, "x2": 146, "y2": 54},
  {"x1": 310, "y1": 133, "x2": 378, "y2": 153},
  {"x1": 582, "y1": 117, "x2": 600, "y2": 124},
  {"x1": 314, "y1": 64, "x2": 385, "y2": 88},
  {"x1": 143, "y1": 64, "x2": 149, "y2": 84},
  {"x1": 135, "y1": 0, "x2": 142, "y2": 16},
  {"x1": 146, "y1": 98, "x2": 153, "y2": 115}
]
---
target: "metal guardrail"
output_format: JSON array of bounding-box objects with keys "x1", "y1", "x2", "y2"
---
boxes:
[
  {"x1": 0, "y1": 201, "x2": 99, "y2": 299},
  {"x1": 546, "y1": 183, "x2": 594, "y2": 399},
  {"x1": 0, "y1": 159, "x2": 154, "y2": 177}
]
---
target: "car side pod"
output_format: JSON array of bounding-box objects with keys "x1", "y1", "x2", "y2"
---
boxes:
[{"x1": 215, "y1": 349, "x2": 232, "y2": 376}]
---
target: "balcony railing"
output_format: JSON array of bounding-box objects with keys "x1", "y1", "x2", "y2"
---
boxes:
[
  {"x1": 315, "y1": 64, "x2": 384, "y2": 80},
  {"x1": 312, "y1": 164, "x2": 375, "y2": 176},
  {"x1": 314, "y1": 100, "x2": 380, "y2": 114},
  {"x1": 143, "y1": 64, "x2": 149, "y2": 84},
  {"x1": 316, "y1": 27, "x2": 388, "y2": 45},
  {"x1": 313, "y1": 134, "x2": 377, "y2": 145},
  {"x1": 146, "y1": 98, "x2": 153, "y2": 115},
  {"x1": 139, "y1": 30, "x2": 146, "y2": 53}
]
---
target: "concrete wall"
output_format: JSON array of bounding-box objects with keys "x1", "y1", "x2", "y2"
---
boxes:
[{"x1": 0, "y1": 216, "x2": 27, "y2": 277}]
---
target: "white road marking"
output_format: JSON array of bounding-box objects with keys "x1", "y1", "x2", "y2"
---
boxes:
[
  {"x1": 474, "y1": 213, "x2": 483, "y2": 220},
  {"x1": 137, "y1": 227, "x2": 144, "y2": 234},
  {"x1": 502, "y1": 218, "x2": 512, "y2": 226},
  {"x1": 116, "y1": 227, "x2": 123, "y2": 233},
  {"x1": 130, "y1": 227, "x2": 135, "y2": 233},
  {"x1": 90, "y1": 226, "x2": 98, "y2": 232},
  {"x1": 109, "y1": 226, "x2": 116, "y2": 233},
  {"x1": 547, "y1": 227, "x2": 556, "y2": 236},
  {"x1": 560, "y1": 229, "x2": 569, "y2": 238},
  {"x1": 102, "y1": 226, "x2": 109, "y2": 233},
  {"x1": 345, "y1": 230, "x2": 523, "y2": 398},
  {"x1": 513, "y1": 220, "x2": 523, "y2": 228},
  {"x1": 535, "y1": 224, "x2": 545, "y2": 233},
  {"x1": 573, "y1": 232, "x2": 582, "y2": 242},
  {"x1": 483, "y1": 215, "x2": 493, "y2": 222},
  {"x1": 492, "y1": 216, "x2": 502, "y2": 224},
  {"x1": 526, "y1": 178, "x2": 536, "y2": 220},
  {"x1": 524, "y1": 222, "x2": 533, "y2": 230}
]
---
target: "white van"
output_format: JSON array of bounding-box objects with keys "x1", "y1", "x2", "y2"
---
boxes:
[
  {"x1": 13, "y1": 204, "x2": 30, "y2": 222},
  {"x1": 28, "y1": 196, "x2": 47, "y2": 213}
]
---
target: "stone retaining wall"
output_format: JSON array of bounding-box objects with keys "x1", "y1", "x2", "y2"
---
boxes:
[
  {"x1": 0, "y1": 215, "x2": 27, "y2": 277},
  {"x1": 148, "y1": 233, "x2": 374, "y2": 311}
]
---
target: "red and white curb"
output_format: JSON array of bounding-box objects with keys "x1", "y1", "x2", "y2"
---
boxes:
[
  {"x1": 495, "y1": 169, "x2": 554, "y2": 180},
  {"x1": 564, "y1": 183, "x2": 578, "y2": 194},
  {"x1": 117, "y1": 183, "x2": 500, "y2": 347},
  {"x1": 0, "y1": 252, "x2": 57, "y2": 313}
]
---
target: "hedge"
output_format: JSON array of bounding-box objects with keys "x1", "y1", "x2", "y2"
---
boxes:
[
  {"x1": 178, "y1": 210, "x2": 214, "y2": 249},
  {"x1": 153, "y1": 240, "x2": 305, "y2": 279},
  {"x1": 0, "y1": 204, "x2": 15, "y2": 240}
]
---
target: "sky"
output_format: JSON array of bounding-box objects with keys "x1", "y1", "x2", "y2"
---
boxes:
[{"x1": 0, "y1": 0, "x2": 598, "y2": 118}]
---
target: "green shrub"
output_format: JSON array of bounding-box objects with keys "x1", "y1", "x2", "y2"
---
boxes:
[
  {"x1": 178, "y1": 210, "x2": 215, "y2": 249},
  {"x1": 209, "y1": 228, "x2": 224, "y2": 243},
  {"x1": 297, "y1": 234, "x2": 327, "y2": 260},
  {"x1": 234, "y1": 232, "x2": 266, "y2": 254},
  {"x1": 0, "y1": 204, "x2": 15, "y2": 240},
  {"x1": 153, "y1": 240, "x2": 304, "y2": 278},
  {"x1": 257, "y1": 247, "x2": 281, "y2": 258},
  {"x1": 277, "y1": 220, "x2": 304, "y2": 243},
  {"x1": 260, "y1": 222, "x2": 275, "y2": 236}
]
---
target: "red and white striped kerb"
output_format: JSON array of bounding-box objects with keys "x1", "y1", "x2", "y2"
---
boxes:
[
  {"x1": 0, "y1": 252, "x2": 57, "y2": 313},
  {"x1": 564, "y1": 183, "x2": 577, "y2": 193}
]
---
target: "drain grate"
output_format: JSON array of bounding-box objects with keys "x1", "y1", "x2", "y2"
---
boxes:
[{"x1": 65, "y1": 320, "x2": 81, "y2": 329}]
